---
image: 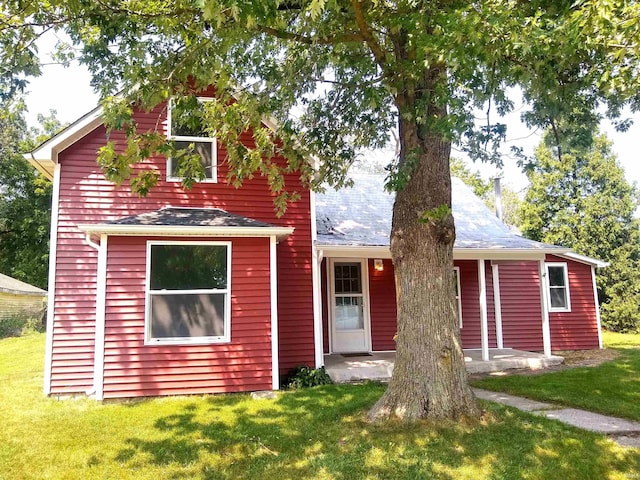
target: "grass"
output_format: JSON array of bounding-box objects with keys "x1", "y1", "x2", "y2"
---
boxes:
[
  {"x1": 1, "y1": 334, "x2": 639, "y2": 479},
  {"x1": 473, "y1": 331, "x2": 640, "y2": 421}
]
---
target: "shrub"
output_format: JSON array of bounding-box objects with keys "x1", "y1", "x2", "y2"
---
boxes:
[
  {"x1": 282, "y1": 366, "x2": 333, "y2": 390},
  {"x1": 0, "y1": 316, "x2": 26, "y2": 338},
  {"x1": 601, "y1": 297, "x2": 640, "y2": 333},
  {"x1": 0, "y1": 307, "x2": 46, "y2": 338}
]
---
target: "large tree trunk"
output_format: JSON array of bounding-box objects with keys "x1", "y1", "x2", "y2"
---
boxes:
[{"x1": 368, "y1": 76, "x2": 479, "y2": 422}]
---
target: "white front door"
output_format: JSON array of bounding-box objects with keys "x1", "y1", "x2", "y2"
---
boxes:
[{"x1": 330, "y1": 259, "x2": 371, "y2": 353}]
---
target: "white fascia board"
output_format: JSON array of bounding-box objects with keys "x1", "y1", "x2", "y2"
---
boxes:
[
  {"x1": 318, "y1": 245, "x2": 392, "y2": 259},
  {"x1": 25, "y1": 105, "x2": 104, "y2": 179},
  {"x1": 318, "y1": 245, "x2": 565, "y2": 261},
  {"x1": 558, "y1": 252, "x2": 609, "y2": 268},
  {"x1": 453, "y1": 248, "x2": 561, "y2": 261},
  {"x1": 77, "y1": 223, "x2": 295, "y2": 240}
]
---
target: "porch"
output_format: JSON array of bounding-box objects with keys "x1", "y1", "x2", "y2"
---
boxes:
[{"x1": 323, "y1": 349, "x2": 565, "y2": 383}]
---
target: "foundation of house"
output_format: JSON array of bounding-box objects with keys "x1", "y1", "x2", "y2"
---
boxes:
[{"x1": 324, "y1": 349, "x2": 564, "y2": 383}]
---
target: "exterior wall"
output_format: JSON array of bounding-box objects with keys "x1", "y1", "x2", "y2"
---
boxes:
[
  {"x1": 498, "y1": 261, "x2": 544, "y2": 351},
  {"x1": 0, "y1": 292, "x2": 46, "y2": 321},
  {"x1": 368, "y1": 259, "x2": 397, "y2": 351},
  {"x1": 546, "y1": 254, "x2": 599, "y2": 350},
  {"x1": 102, "y1": 236, "x2": 272, "y2": 398},
  {"x1": 322, "y1": 258, "x2": 497, "y2": 353},
  {"x1": 457, "y1": 260, "x2": 497, "y2": 349},
  {"x1": 49, "y1": 100, "x2": 314, "y2": 395}
]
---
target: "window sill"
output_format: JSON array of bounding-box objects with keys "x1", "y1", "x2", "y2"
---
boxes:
[
  {"x1": 166, "y1": 176, "x2": 218, "y2": 184},
  {"x1": 549, "y1": 308, "x2": 571, "y2": 313},
  {"x1": 144, "y1": 336, "x2": 231, "y2": 346}
]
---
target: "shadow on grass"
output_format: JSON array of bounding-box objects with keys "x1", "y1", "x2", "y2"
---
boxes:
[{"x1": 115, "y1": 383, "x2": 640, "y2": 479}]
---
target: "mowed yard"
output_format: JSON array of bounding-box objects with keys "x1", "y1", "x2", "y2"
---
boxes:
[
  {"x1": 1, "y1": 333, "x2": 639, "y2": 480},
  {"x1": 473, "y1": 331, "x2": 640, "y2": 421}
]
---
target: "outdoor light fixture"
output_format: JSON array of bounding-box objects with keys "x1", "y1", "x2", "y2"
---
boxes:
[{"x1": 374, "y1": 259, "x2": 384, "y2": 272}]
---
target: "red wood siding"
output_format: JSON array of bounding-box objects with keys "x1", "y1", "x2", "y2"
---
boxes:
[
  {"x1": 323, "y1": 259, "x2": 497, "y2": 352},
  {"x1": 498, "y1": 262, "x2": 544, "y2": 351},
  {"x1": 456, "y1": 260, "x2": 497, "y2": 349},
  {"x1": 369, "y1": 259, "x2": 397, "y2": 351},
  {"x1": 49, "y1": 101, "x2": 314, "y2": 396},
  {"x1": 546, "y1": 254, "x2": 599, "y2": 350},
  {"x1": 102, "y1": 236, "x2": 272, "y2": 398}
]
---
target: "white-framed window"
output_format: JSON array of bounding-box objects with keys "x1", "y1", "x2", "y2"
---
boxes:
[
  {"x1": 166, "y1": 97, "x2": 217, "y2": 183},
  {"x1": 454, "y1": 266, "x2": 463, "y2": 328},
  {"x1": 546, "y1": 262, "x2": 571, "y2": 312},
  {"x1": 145, "y1": 240, "x2": 231, "y2": 345}
]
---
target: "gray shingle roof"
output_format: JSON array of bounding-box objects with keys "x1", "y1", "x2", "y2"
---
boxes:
[
  {"x1": 315, "y1": 175, "x2": 563, "y2": 251},
  {"x1": 0, "y1": 273, "x2": 47, "y2": 296},
  {"x1": 109, "y1": 207, "x2": 276, "y2": 228}
]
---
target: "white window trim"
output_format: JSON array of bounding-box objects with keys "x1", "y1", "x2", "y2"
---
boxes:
[
  {"x1": 454, "y1": 266, "x2": 463, "y2": 328},
  {"x1": 144, "y1": 240, "x2": 232, "y2": 345},
  {"x1": 545, "y1": 262, "x2": 572, "y2": 313},
  {"x1": 166, "y1": 97, "x2": 218, "y2": 183}
]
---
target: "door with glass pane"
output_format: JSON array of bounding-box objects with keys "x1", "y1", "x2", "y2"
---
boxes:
[{"x1": 330, "y1": 260, "x2": 370, "y2": 353}]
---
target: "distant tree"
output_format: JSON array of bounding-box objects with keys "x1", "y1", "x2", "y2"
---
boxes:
[
  {"x1": 520, "y1": 131, "x2": 640, "y2": 332},
  {"x1": 0, "y1": 99, "x2": 61, "y2": 288},
  {"x1": 451, "y1": 158, "x2": 522, "y2": 230}
]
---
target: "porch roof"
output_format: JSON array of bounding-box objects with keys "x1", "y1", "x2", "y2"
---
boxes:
[
  {"x1": 78, "y1": 207, "x2": 294, "y2": 239},
  {"x1": 315, "y1": 175, "x2": 564, "y2": 253}
]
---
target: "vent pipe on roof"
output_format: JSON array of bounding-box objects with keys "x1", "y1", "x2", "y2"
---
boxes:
[{"x1": 493, "y1": 177, "x2": 503, "y2": 222}]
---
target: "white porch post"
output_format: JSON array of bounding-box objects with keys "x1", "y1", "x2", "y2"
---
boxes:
[
  {"x1": 491, "y1": 263, "x2": 504, "y2": 349},
  {"x1": 270, "y1": 236, "x2": 280, "y2": 389},
  {"x1": 312, "y1": 248, "x2": 325, "y2": 367},
  {"x1": 538, "y1": 260, "x2": 552, "y2": 357},
  {"x1": 477, "y1": 259, "x2": 490, "y2": 361}
]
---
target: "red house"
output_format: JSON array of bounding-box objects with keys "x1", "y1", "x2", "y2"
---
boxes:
[{"x1": 28, "y1": 96, "x2": 606, "y2": 400}]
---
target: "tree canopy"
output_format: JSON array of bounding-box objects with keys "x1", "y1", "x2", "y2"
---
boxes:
[
  {"x1": 0, "y1": 99, "x2": 60, "y2": 288},
  {"x1": 3, "y1": 0, "x2": 640, "y2": 420},
  {"x1": 521, "y1": 131, "x2": 640, "y2": 332}
]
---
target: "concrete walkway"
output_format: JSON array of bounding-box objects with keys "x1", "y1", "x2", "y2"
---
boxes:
[{"x1": 473, "y1": 388, "x2": 640, "y2": 448}]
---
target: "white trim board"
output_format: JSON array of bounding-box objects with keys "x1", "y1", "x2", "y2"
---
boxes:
[
  {"x1": 309, "y1": 189, "x2": 325, "y2": 368},
  {"x1": 269, "y1": 236, "x2": 280, "y2": 389},
  {"x1": 92, "y1": 235, "x2": 108, "y2": 400},
  {"x1": 143, "y1": 240, "x2": 232, "y2": 346},
  {"x1": 43, "y1": 164, "x2": 61, "y2": 395},
  {"x1": 78, "y1": 223, "x2": 294, "y2": 241},
  {"x1": 327, "y1": 258, "x2": 372, "y2": 354}
]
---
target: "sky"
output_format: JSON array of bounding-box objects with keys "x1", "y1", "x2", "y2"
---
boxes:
[{"x1": 23, "y1": 52, "x2": 640, "y2": 195}]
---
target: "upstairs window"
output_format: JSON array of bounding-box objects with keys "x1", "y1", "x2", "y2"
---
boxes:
[
  {"x1": 167, "y1": 97, "x2": 217, "y2": 182},
  {"x1": 145, "y1": 241, "x2": 231, "y2": 344},
  {"x1": 546, "y1": 262, "x2": 571, "y2": 312}
]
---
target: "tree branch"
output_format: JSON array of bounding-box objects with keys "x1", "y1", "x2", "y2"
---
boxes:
[
  {"x1": 257, "y1": 25, "x2": 361, "y2": 45},
  {"x1": 350, "y1": 0, "x2": 386, "y2": 66}
]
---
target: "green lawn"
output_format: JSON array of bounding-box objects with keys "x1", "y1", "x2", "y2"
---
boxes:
[
  {"x1": 1, "y1": 334, "x2": 639, "y2": 480},
  {"x1": 473, "y1": 331, "x2": 640, "y2": 421}
]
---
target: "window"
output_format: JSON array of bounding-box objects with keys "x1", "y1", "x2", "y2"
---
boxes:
[
  {"x1": 454, "y1": 266, "x2": 463, "y2": 328},
  {"x1": 546, "y1": 262, "x2": 571, "y2": 312},
  {"x1": 167, "y1": 97, "x2": 217, "y2": 182},
  {"x1": 334, "y1": 262, "x2": 364, "y2": 330},
  {"x1": 145, "y1": 241, "x2": 231, "y2": 344}
]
